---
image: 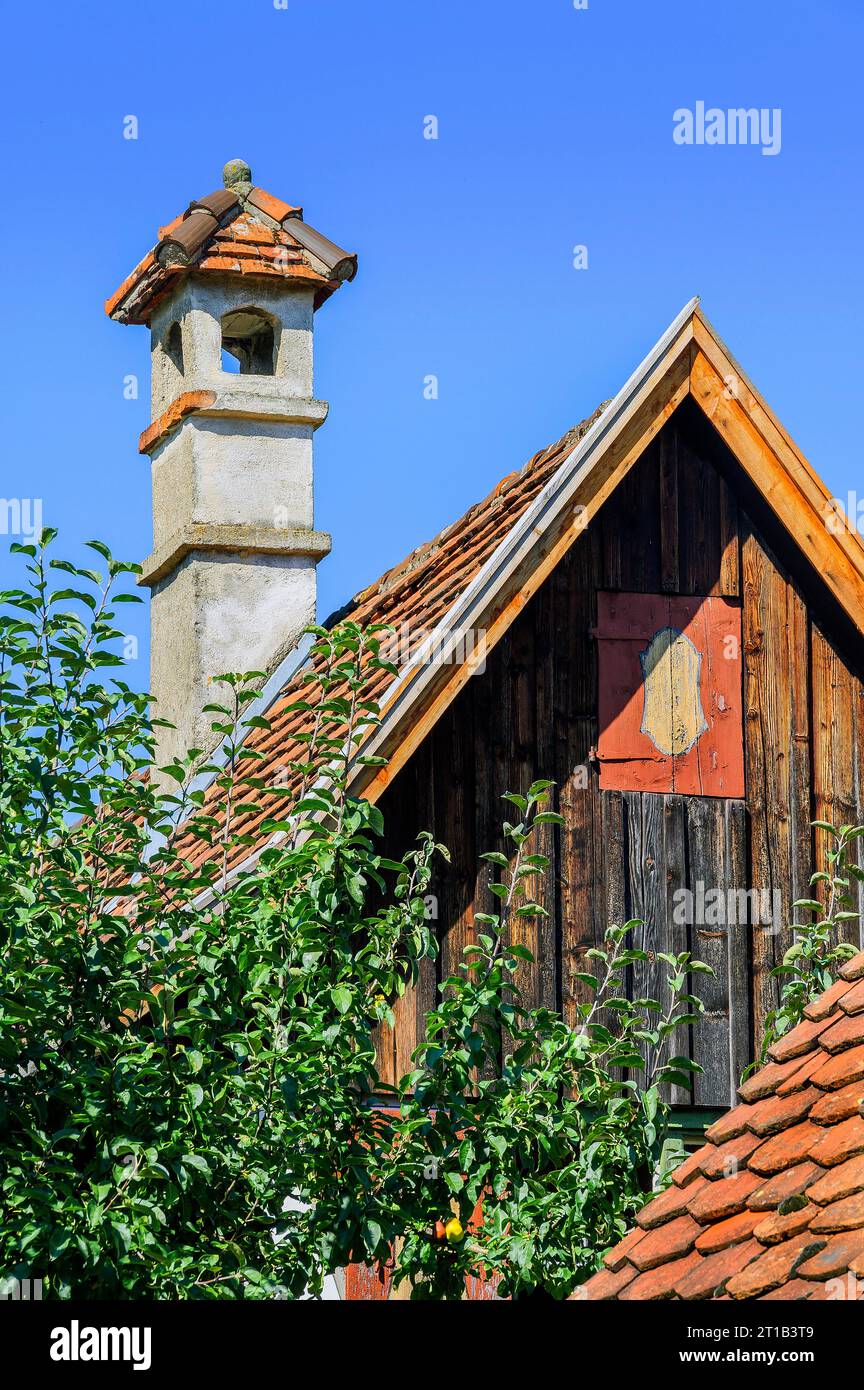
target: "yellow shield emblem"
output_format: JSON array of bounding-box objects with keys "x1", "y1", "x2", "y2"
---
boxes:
[{"x1": 640, "y1": 626, "x2": 707, "y2": 757}]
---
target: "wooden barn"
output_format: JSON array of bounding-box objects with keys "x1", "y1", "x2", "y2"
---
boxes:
[
  {"x1": 108, "y1": 184, "x2": 864, "y2": 1128},
  {"x1": 347, "y1": 299, "x2": 864, "y2": 1117}
]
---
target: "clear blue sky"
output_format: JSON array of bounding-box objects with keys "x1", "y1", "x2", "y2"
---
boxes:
[{"x1": 1, "y1": 0, "x2": 861, "y2": 682}]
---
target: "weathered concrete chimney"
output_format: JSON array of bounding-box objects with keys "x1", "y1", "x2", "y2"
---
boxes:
[{"x1": 106, "y1": 160, "x2": 356, "y2": 768}]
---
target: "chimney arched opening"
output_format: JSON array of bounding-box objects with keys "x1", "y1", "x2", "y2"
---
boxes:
[
  {"x1": 165, "y1": 320, "x2": 184, "y2": 375},
  {"x1": 220, "y1": 307, "x2": 278, "y2": 376}
]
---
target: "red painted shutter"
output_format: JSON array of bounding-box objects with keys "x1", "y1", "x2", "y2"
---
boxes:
[{"x1": 596, "y1": 591, "x2": 744, "y2": 798}]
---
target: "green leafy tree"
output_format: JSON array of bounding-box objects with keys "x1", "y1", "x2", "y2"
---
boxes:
[
  {"x1": 0, "y1": 534, "x2": 436, "y2": 1298},
  {"x1": 0, "y1": 532, "x2": 709, "y2": 1300}
]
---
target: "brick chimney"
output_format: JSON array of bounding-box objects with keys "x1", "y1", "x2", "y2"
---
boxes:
[{"x1": 106, "y1": 160, "x2": 356, "y2": 770}]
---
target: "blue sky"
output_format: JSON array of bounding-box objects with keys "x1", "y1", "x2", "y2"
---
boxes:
[{"x1": 1, "y1": 0, "x2": 861, "y2": 681}]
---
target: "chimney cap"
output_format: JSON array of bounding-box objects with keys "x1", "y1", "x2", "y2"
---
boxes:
[
  {"x1": 223, "y1": 158, "x2": 252, "y2": 190},
  {"x1": 106, "y1": 162, "x2": 356, "y2": 325}
]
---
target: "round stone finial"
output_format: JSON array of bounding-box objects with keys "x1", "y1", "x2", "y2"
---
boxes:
[{"x1": 223, "y1": 158, "x2": 252, "y2": 190}]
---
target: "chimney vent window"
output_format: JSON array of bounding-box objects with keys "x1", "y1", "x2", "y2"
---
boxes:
[
  {"x1": 165, "y1": 321, "x2": 184, "y2": 374},
  {"x1": 220, "y1": 308, "x2": 277, "y2": 376}
]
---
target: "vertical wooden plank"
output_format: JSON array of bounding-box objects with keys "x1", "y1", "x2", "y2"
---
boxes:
[
  {"x1": 595, "y1": 788, "x2": 627, "y2": 1048},
  {"x1": 491, "y1": 621, "x2": 523, "y2": 1067},
  {"x1": 628, "y1": 792, "x2": 668, "y2": 1084},
  {"x1": 557, "y1": 529, "x2": 602, "y2": 1028},
  {"x1": 373, "y1": 774, "x2": 408, "y2": 1086},
  {"x1": 392, "y1": 740, "x2": 438, "y2": 1086},
  {"x1": 507, "y1": 607, "x2": 540, "y2": 1013},
  {"x1": 812, "y1": 623, "x2": 859, "y2": 947},
  {"x1": 436, "y1": 700, "x2": 477, "y2": 991},
  {"x1": 663, "y1": 793, "x2": 691, "y2": 1103},
  {"x1": 659, "y1": 426, "x2": 679, "y2": 594},
  {"x1": 677, "y1": 429, "x2": 721, "y2": 596},
  {"x1": 741, "y1": 523, "x2": 808, "y2": 1049},
  {"x1": 601, "y1": 441, "x2": 662, "y2": 594},
  {"x1": 533, "y1": 573, "x2": 560, "y2": 1013},
  {"x1": 472, "y1": 621, "x2": 497, "y2": 907},
  {"x1": 718, "y1": 474, "x2": 740, "y2": 597},
  {"x1": 559, "y1": 715, "x2": 601, "y2": 1029},
  {"x1": 600, "y1": 790, "x2": 627, "y2": 929},
  {"x1": 788, "y1": 595, "x2": 814, "y2": 925},
  {"x1": 471, "y1": 633, "x2": 503, "y2": 1080},
  {"x1": 726, "y1": 798, "x2": 752, "y2": 1092},
  {"x1": 687, "y1": 798, "x2": 733, "y2": 1106}
]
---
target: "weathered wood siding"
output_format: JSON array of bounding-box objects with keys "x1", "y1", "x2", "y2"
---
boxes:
[{"x1": 375, "y1": 400, "x2": 864, "y2": 1106}]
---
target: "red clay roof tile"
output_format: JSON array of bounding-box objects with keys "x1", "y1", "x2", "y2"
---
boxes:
[
  {"x1": 746, "y1": 1162, "x2": 824, "y2": 1212},
  {"x1": 138, "y1": 391, "x2": 217, "y2": 456},
  {"x1": 839, "y1": 978, "x2": 864, "y2": 1015},
  {"x1": 840, "y1": 951, "x2": 864, "y2": 982},
  {"x1": 819, "y1": 1011, "x2": 864, "y2": 1054},
  {"x1": 808, "y1": 1043, "x2": 864, "y2": 1091},
  {"x1": 670, "y1": 1143, "x2": 714, "y2": 1185},
  {"x1": 628, "y1": 1214, "x2": 703, "y2": 1271},
  {"x1": 808, "y1": 1115, "x2": 864, "y2": 1168},
  {"x1": 747, "y1": 1121, "x2": 819, "y2": 1177},
  {"x1": 809, "y1": 1079, "x2": 864, "y2": 1126},
  {"x1": 635, "y1": 1177, "x2": 709, "y2": 1229},
  {"x1": 246, "y1": 186, "x2": 300, "y2": 222},
  {"x1": 601, "y1": 1224, "x2": 648, "y2": 1271},
  {"x1": 767, "y1": 1014, "x2": 835, "y2": 1063},
  {"x1": 758, "y1": 1278, "x2": 821, "y2": 1300},
  {"x1": 699, "y1": 1131, "x2": 764, "y2": 1178},
  {"x1": 806, "y1": 1153, "x2": 864, "y2": 1206},
  {"x1": 796, "y1": 1229, "x2": 864, "y2": 1280},
  {"x1": 687, "y1": 1170, "x2": 764, "y2": 1223},
  {"x1": 617, "y1": 1250, "x2": 703, "y2": 1301},
  {"x1": 694, "y1": 1209, "x2": 762, "y2": 1253},
  {"x1": 745, "y1": 1085, "x2": 819, "y2": 1137},
  {"x1": 804, "y1": 976, "x2": 856, "y2": 1021},
  {"x1": 752, "y1": 1202, "x2": 817, "y2": 1244},
  {"x1": 704, "y1": 1105, "x2": 753, "y2": 1145},
  {"x1": 809, "y1": 1190, "x2": 864, "y2": 1233},
  {"x1": 724, "y1": 1233, "x2": 826, "y2": 1299},
  {"x1": 158, "y1": 208, "x2": 218, "y2": 260},
  {"x1": 800, "y1": 1274, "x2": 862, "y2": 1298},
  {"x1": 737, "y1": 1052, "x2": 816, "y2": 1103},
  {"x1": 775, "y1": 1047, "x2": 830, "y2": 1095},
  {"x1": 188, "y1": 189, "x2": 239, "y2": 219},
  {"x1": 580, "y1": 1262, "x2": 637, "y2": 1300},
  {"x1": 673, "y1": 1239, "x2": 763, "y2": 1300}
]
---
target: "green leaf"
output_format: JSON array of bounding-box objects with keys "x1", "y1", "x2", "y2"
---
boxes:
[{"x1": 331, "y1": 986, "x2": 353, "y2": 1015}]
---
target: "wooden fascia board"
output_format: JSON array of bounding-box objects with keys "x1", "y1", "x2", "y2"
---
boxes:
[
  {"x1": 354, "y1": 316, "x2": 697, "y2": 803},
  {"x1": 692, "y1": 309, "x2": 864, "y2": 576},
  {"x1": 690, "y1": 345, "x2": 864, "y2": 636}
]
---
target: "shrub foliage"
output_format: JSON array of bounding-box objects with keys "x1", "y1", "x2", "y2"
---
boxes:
[{"x1": 1, "y1": 533, "x2": 710, "y2": 1299}]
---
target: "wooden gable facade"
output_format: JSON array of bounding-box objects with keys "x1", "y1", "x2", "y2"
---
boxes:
[
  {"x1": 371, "y1": 368, "x2": 864, "y2": 1110},
  {"x1": 171, "y1": 301, "x2": 864, "y2": 1118}
]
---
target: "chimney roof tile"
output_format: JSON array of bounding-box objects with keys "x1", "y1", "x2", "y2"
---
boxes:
[{"x1": 106, "y1": 163, "x2": 355, "y2": 324}]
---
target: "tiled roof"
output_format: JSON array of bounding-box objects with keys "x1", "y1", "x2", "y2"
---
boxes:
[
  {"x1": 106, "y1": 162, "x2": 356, "y2": 325},
  {"x1": 580, "y1": 950, "x2": 864, "y2": 1301},
  {"x1": 175, "y1": 405, "x2": 607, "y2": 878}
]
